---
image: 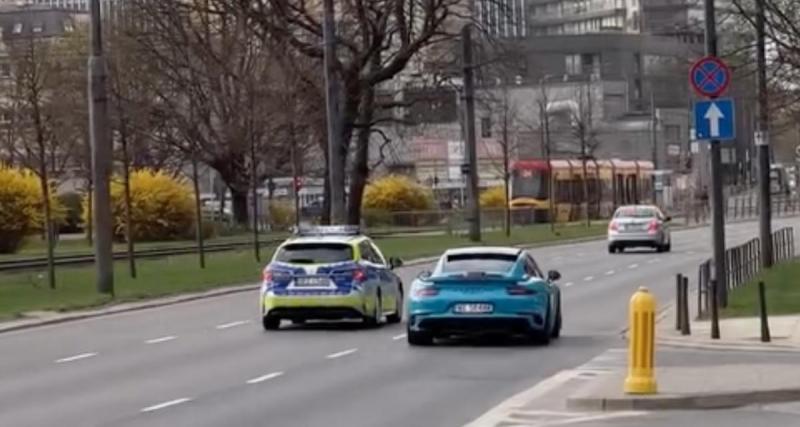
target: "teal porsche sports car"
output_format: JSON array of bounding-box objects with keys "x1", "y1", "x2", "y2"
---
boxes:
[{"x1": 406, "y1": 247, "x2": 562, "y2": 345}]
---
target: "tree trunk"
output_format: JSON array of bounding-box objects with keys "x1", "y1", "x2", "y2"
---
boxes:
[
  {"x1": 191, "y1": 155, "x2": 206, "y2": 269},
  {"x1": 231, "y1": 188, "x2": 249, "y2": 225},
  {"x1": 120, "y1": 129, "x2": 136, "y2": 278},
  {"x1": 85, "y1": 175, "x2": 93, "y2": 245},
  {"x1": 35, "y1": 121, "x2": 55, "y2": 289},
  {"x1": 346, "y1": 86, "x2": 376, "y2": 226}
]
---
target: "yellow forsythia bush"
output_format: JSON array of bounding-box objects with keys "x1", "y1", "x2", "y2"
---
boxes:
[
  {"x1": 0, "y1": 165, "x2": 64, "y2": 253},
  {"x1": 362, "y1": 175, "x2": 433, "y2": 212},
  {"x1": 480, "y1": 186, "x2": 508, "y2": 208},
  {"x1": 85, "y1": 169, "x2": 195, "y2": 241}
]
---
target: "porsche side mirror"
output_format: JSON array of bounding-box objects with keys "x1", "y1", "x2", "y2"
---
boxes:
[{"x1": 547, "y1": 270, "x2": 561, "y2": 281}]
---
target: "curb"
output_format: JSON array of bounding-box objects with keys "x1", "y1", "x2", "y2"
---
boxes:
[
  {"x1": 567, "y1": 387, "x2": 800, "y2": 411},
  {"x1": 0, "y1": 283, "x2": 259, "y2": 334},
  {"x1": 0, "y1": 232, "x2": 610, "y2": 334},
  {"x1": 655, "y1": 337, "x2": 800, "y2": 353}
]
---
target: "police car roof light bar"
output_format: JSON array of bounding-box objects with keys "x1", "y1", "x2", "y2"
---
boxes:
[{"x1": 294, "y1": 225, "x2": 361, "y2": 236}]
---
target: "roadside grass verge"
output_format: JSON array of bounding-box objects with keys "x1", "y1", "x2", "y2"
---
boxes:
[
  {"x1": 0, "y1": 222, "x2": 607, "y2": 320},
  {"x1": 723, "y1": 260, "x2": 800, "y2": 318}
]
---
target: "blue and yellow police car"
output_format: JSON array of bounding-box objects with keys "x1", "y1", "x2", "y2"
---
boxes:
[{"x1": 260, "y1": 226, "x2": 404, "y2": 330}]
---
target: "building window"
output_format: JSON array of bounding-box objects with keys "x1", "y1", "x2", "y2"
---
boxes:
[
  {"x1": 33, "y1": 22, "x2": 44, "y2": 33},
  {"x1": 566, "y1": 54, "x2": 581, "y2": 75},
  {"x1": 0, "y1": 63, "x2": 10, "y2": 77},
  {"x1": 481, "y1": 117, "x2": 492, "y2": 138},
  {"x1": 12, "y1": 23, "x2": 22, "y2": 34},
  {"x1": 64, "y1": 20, "x2": 74, "y2": 32}
]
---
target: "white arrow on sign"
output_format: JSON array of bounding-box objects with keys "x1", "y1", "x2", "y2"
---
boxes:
[{"x1": 704, "y1": 102, "x2": 724, "y2": 137}]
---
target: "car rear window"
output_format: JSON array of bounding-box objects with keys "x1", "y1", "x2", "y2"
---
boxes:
[
  {"x1": 614, "y1": 207, "x2": 657, "y2": 219},
  {"x1": 274, "y1": 243, "x2": 353, "y2": 264},
  {"x1": 442, "y1": 253, "x2": 518, "y2": 273}
]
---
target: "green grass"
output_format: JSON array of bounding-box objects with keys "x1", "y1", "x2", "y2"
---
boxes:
[
  {"x1": 0, "y1": 222, "x2": 607, "y2": 320},
  {"x1": 0, "y1": 250, "x2": 268, "y2": 321},
  {"x1": 1, "y1": 232, "x2": 287, "y2": 260},
  {"x1": 377, "y1": 222, "x2": 608, "y2": 260},
  {"x1": 723, "y1": 260, "x2": 800, "y2": 318}
]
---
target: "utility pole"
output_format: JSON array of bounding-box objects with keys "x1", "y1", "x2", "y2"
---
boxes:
[
  {"x1": 650, "y1": 90, "x2": 658, "y2": 170},
  {"x1": 323, "y1": 0, "x2": 346, "y2": 225},
  {"x1": 704, "y1": 0, "x2": 728, "y2": 306},
  {"x1": 501, "y1": 92, "x2": 511, "y2": 237},
  {"x1": 756, "y1": 0, "x2": 773, "y2": 268},
  {"x1": 650, "y1": 90, "x2": 659, "y2": 203},
  {"x1": 291, "y1": 131, "x2": 301, "y2": 230},
  {"x1": 89, "y1": 0, "x2": 113, "y2": 295},
  {"x1": 462, "y1": 24, "x2": 481, "y2": 242}
]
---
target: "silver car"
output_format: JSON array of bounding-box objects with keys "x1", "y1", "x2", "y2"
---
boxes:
[{"x1": 607, "y1": 205, "x2": 672, "y2": 253}]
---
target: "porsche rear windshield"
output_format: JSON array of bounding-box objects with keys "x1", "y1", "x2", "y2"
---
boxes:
[
  {"x1": 442, "y1": 253, "x2": 518, "y2": 273},
  {"x1": 275, "y1": 243, "x2": 353, "y2": 264}
]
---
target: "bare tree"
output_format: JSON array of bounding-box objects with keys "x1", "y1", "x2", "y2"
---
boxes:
[
  {"x1": 232, "y1": 0, "x2": 481, "y2": 224},
  {"x1": 6, "y1": 33, "x2": 82, "y2": 288},
  {"x1": 129, "y1": 0, "x2": 292, "y2": 226},
  {"x1": 570, "y1": 81, "x2": 598, "y2": 227}
]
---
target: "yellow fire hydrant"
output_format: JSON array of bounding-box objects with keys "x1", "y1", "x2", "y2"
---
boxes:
[{"x1": 624, "y1": 286, "x2": 657, "y2": 394}]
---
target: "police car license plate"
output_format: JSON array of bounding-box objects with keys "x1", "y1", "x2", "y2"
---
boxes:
[
  {"x1": 295, "y1": 277, "x2": 330, "y2": 287},
  {"x1": 454, "y1": 303, "x2": 493, "y2": 314}
]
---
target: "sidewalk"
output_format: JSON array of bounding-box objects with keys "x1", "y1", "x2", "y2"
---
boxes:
[
  {"x1": 567, "y1": 363, "x2": 800, "y2": 411},
  {"x1": 656, "y1": 297, "x2": 800, "y2": 352},
  {"x1": 463, "y1": 347, "x2": 800, "y2": 426}
]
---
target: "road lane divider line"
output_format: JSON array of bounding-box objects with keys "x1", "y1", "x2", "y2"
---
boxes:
[
  {"x1": 564, "y1": 282, "x2": 574, "y2": 287},
  {"x1": 141, "y1": 398, "x2": 192, "y2": 413},
  {"x1": 326, "y1": 348, "x2": 358, "y2": 359},
  {"x1": 583, "y1": 276, "x2": 594, "y2": 282},
  {"x1": 145, "y1": 336, "x2": 177, "y2": 344},
  {"x1": 216, "y1": 320, "x2": 251, "y2": 330},
  {"x1": 605, "y1": 270, "x2": 615, "y2": 276},
  {"x1": 392, "y1": 333, "x2": 407, "y2": 341},
  {"x1": 55, "y1": 352, "x2": 97, "y2": 363},
  {"x1": 628, "y1": 263, "x2": 639, "y2": 269},
  {"x1": 246, "y1": 371, "x2": 284, "y2": 385}
]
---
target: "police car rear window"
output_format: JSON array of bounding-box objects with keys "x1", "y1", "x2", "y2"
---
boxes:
[
  {"x1": 443, "y1": 253, "x2": 517, "y2": 273},
  {"x1": 275, "y1": 243, "x2": 353, "y2": 264}
]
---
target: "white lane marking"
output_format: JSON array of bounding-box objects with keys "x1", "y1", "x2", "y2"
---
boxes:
[
  {"x1": 216, "y1": 320, "x2": 251, "y2": 330},
  {"x1": 326, "y1": 348, "x2": 358, "y2": 359},
  {"x1": 628, "y1": 263, "x2": 639, "y2": 269},
  {"x1": 145, "y1": 336, "x2": 177, "y2": 344},
  {"x1": 605, "y1": 270, "x2": 615, "y2": 276},
  {"x1": 141, "y1": 398, "x2": 192, "y2": 413},
  {"x1": 564, "y1": 282, "x2": 574, "y2": 287},
  {"x1": 543, "y1": 412, "x2": 647, "y2": 426},
  {"x1": 392, "y1": 333, "x2": 407, "y2": 341},
  {"x1": 55, "y1": 352, "x2": 97, "y2": 363},
  {"x1": 246, "y1": 371, "x2": 284, "y2": 385},
  {"x1": 583, "y1": 276, "x2": 594, "y2": 282},
  {"x1": 463, "y1": 370, "x2": 581, "y2": 427},
  {"x1": 647, "y1": 258, "x2": 659, "y2": 264}
]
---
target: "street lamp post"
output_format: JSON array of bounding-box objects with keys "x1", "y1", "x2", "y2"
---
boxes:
[{"x1": 89, "y1": 0, "x2": 114, "y2": 295}]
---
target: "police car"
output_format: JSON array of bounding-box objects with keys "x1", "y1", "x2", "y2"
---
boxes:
[{"x1": 260, "y1": 225, "x2": 405, "y2": 330}]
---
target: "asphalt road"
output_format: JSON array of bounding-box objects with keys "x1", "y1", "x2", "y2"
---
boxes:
[{"x1": 1, "y1": 218, "x2": 798, "y2": 427}]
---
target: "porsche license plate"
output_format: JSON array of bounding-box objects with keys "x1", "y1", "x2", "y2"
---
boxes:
[{"x1": 454, "y1": 303, "x2": 494, "y2": 314}]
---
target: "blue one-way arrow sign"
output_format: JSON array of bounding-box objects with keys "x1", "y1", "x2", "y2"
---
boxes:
[{"x1": 694, "y1": 98, "x2": 735, "y2": 141}]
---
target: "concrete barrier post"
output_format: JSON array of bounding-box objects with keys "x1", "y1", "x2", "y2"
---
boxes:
[{"x1": 624, "y1": 287, "x2": 657, "y2": 394}]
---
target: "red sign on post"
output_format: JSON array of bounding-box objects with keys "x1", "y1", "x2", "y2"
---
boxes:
[{"x1": 690, "y1": 56, "x2": 731, "y2": 98}]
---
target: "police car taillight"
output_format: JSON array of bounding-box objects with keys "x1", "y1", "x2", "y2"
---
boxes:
[
  {"x1": 352, "y1": 269, "x2": 367, "y2": 282},
  {"x1": 263, "y1": 269, "x2": 272, "y2": 282}
]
